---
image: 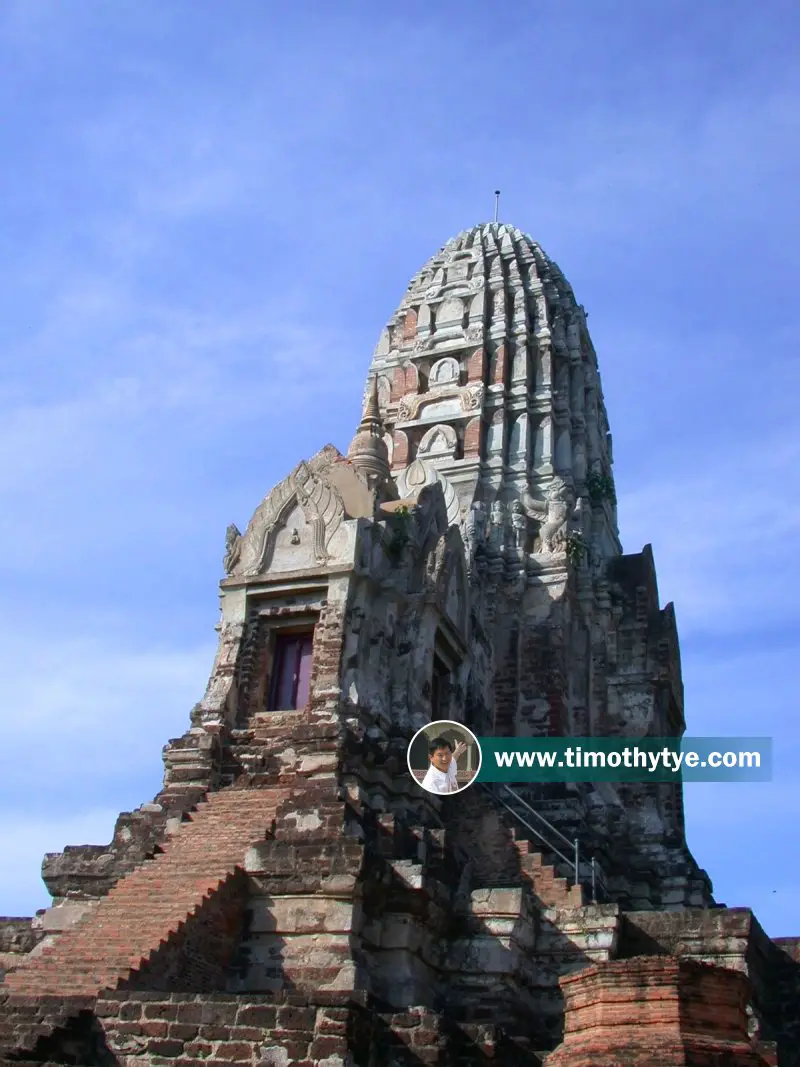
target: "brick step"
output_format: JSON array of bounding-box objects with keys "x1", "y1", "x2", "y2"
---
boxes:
[
  {"x1": 85, "y1": 884, "x2": 225, "y2": 901},
  {"x1": 10, "y1": 948, "x2": 158, "y2": 971},
  {"x1": 3, "y1": 785, "x2": 286, "y2": 1001},
  {"x1": 505, "y1": 827, "x2": 585, "y2": 907}
]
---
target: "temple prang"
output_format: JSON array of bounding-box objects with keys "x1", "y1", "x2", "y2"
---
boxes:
[{"x1": 0, "y1": 222, "x2": 796, "y2": 1066}]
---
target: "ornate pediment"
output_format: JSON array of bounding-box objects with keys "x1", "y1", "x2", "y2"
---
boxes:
[{"x1": 227, "y1": 446, "x2": 346, "y2": 577}]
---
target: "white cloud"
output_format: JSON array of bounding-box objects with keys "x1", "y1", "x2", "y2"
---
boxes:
[
  {"x1": 0, "y1": 622, "x2": 217, "y2": 916},
  {"x1": 618, "y1": 433, "x2": 800, "y2": 633},
  {"x1": 0, "y1": 294, "x2": 360, "y2": 497},
  {"x1": 1, "y1": 626, "x2": 212, "y2": 736}
]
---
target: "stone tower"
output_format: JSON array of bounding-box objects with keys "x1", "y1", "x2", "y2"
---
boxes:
[
  {"x1": 369, "y1": 223, "x2": 707, "y2": 910},
  {"x1": 0, "y1": 223, "x2": 796, "y2": 1067}
]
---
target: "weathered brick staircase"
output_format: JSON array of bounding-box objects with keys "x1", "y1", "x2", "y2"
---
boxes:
[
  {"x1": 508, "y1": 831, "x2": 583, "y2": 908},
  {"x1": 0, "y1": 785, "x2": 285, "y2": 1056}
]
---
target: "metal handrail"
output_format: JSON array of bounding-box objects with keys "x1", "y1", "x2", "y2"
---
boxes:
[
  {"x1": 482, "y1": 782, "x2": 597, "y2": 898},
  {"x1": 490, "y1": 786, "x2": 576, "y2": 874},
  {"x1": 495, "y1": 784, "x2": 574, "y2": 850}
]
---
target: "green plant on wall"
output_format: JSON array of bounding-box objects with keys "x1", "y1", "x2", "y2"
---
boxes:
[
  {"x1": 565, "y1": 534, "x2": 586, "y2": 566},
  {"x1": 587, "y1": 470, "x2": 616, "y2": 504},
  {"x1": 386, "y1": 506, "x2": 412, "y2": 563}
]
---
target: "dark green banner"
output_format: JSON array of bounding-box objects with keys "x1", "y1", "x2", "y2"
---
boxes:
[{"x1": 473, "y1": 737, "x2": 772, "y2": 783}]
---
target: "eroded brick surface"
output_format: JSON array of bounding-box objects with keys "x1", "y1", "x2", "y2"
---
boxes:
[{"x1": 546, "y1": 956, "x2": 773, "y2": 1067}]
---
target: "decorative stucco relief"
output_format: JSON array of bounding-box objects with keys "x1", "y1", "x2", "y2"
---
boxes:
[
  {"x1": 521, "y1": 477, "x2": 580, "y2": 555},
  {"x1": 397, "y1": 382, "x2": 483, "y2": 424},
  {"x1": 228, "y1": 447, "x2": 346, "y2": 576},
  {"x1": 396, "y1": 460, "x2": 460, "y2": 528}
]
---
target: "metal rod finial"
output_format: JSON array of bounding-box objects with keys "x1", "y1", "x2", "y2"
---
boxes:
[{"x1": 494, "y1": 190, "x2": 501, "y2": 223}]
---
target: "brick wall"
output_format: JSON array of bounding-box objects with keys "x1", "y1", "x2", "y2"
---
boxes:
[
  {"x1": 92, "y1": 992, "x2": 542, "y2": 1067},
  {"x1": 546, "y1": 956, "x2": 772, "y2": 1067}
]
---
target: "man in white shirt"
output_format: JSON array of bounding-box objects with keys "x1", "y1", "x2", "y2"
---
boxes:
[{"x1": 420, "y1": 736, "x2": 468, "y2": 794}]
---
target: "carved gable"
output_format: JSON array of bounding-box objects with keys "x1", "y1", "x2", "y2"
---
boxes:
[{"x1": 229, "y1": 446, "x2": 348, "y2": 577}]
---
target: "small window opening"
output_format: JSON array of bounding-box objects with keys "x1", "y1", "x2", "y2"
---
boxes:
[{"x1": 267, "y1": 630, "x2": 314, "y2": 711}]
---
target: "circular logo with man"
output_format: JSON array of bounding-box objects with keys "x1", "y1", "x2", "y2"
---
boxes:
[{"x1": 407, "y1": 721, "x2": 482, "y2": 795}]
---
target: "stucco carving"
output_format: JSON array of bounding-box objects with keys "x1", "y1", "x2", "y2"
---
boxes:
[
  {"x1": 521, "y1": 477, "x2": 579, "y2": 554},
  {"x1": 510, "y1": 501, "x2": 527, "y2": 550},
  {"x1": 395, "y1": 463, "x2": 460, "y2": 528},
  {"x1": 223, "y1": 524, "x2": 242, "y2": 574},
  {"x1": 488, "y1": 499, "x2": 506, "y2": 554},
  {"x1": 418, "y1": 422, "x2": 457, "y2": 458},
  {"x1": 429, "y1": 357, "x2": 459, "y2": 385},
  {"x1": 463, "y1": 502, "x2": 488, "y2": 563},
  {"x1": 229, "y1": 448, "x2": 346, "y2": 576},
  {"x1": 397, "y1": 383, "x2": 484, "y2": 423}
]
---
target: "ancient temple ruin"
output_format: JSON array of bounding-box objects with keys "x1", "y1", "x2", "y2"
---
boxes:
[{"x1": 1, "y1": 222, "x2": 798, "y2": 1066}]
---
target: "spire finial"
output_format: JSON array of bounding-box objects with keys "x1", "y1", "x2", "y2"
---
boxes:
[
  {"x1": 494, "y1": 190, "x2": 500, "y2": 223},
  {"x1": 363, "y1": 373, "x2": 380, "y2": 423},
  {"x1": 348, "y1": 375, "x2": 391, "y2": 493}
]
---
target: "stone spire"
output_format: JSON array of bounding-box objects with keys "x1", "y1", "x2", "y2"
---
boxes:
[
  {"x1": 365, "y1": 221, "x2": 621, "y2": 566},
  {"x1": 347, "y1": 374, "x2": 392, "y2": 495}
]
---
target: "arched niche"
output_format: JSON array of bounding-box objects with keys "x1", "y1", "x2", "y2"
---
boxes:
[
  {"x1": 486, "y1": 410, "x2": 504, "y2": 454},
  {"x1": 508, "y1": 413, "x2": 528, "y2": 459},
  {"x1": 533, "y1": 416, "x2": 551, "y2": 467},
  {"x1": 392, "y1": 429, "x2": 409, "y2": 468},
  {"x1": 418, "y1": 423, "x2": 458, "y2": 460},
  {"x1": 383, "y1": 432, "x2": 394, "y2": 465},
  {"x1": 491, "y1": 288, "x2": 506, "y2": 325},
  {"x1": 403, "y1": 307, "x2": 418, "y2": 339},
  {"x1": 469, "y1": 290, "x2": 485, "y2": 321},
  {"x1": 429, "y1": 357, "x2": 460, "y2": 387},
  {"x1": 376, "y1": 328, "x2": 391, "y2": 356}
]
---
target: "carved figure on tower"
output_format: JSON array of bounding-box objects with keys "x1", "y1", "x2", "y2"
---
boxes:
[
  {"x1": 521, "y1": 477, "x2": 580, "y2": 554},
  {"x1": 223, "y1": 523, "x2": 241, "y2": 574},
  {"x1": 488, "y1": 498, "x2": 506, "y2": 554}
]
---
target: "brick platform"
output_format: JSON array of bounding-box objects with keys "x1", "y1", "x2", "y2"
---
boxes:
[{"x1": 546, "y1": 956, "x2": 772, "y2": 1066}]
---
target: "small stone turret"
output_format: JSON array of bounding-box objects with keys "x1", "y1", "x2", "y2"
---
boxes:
[{"x1": 347, "y1": 374, "x2": 392, "y2": 498}]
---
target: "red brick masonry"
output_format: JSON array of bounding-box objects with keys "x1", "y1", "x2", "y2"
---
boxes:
[
  {"x1": 546, "y1": 955, "x2": 773, "y2": 1067},
  {"x1": 3, "y1": 786, "x2": 285, "y2": 1000}
]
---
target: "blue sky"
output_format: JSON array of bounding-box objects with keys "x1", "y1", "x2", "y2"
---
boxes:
[{"x1": 1, "y1": 1, "x2": 798, "y2": 934}]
